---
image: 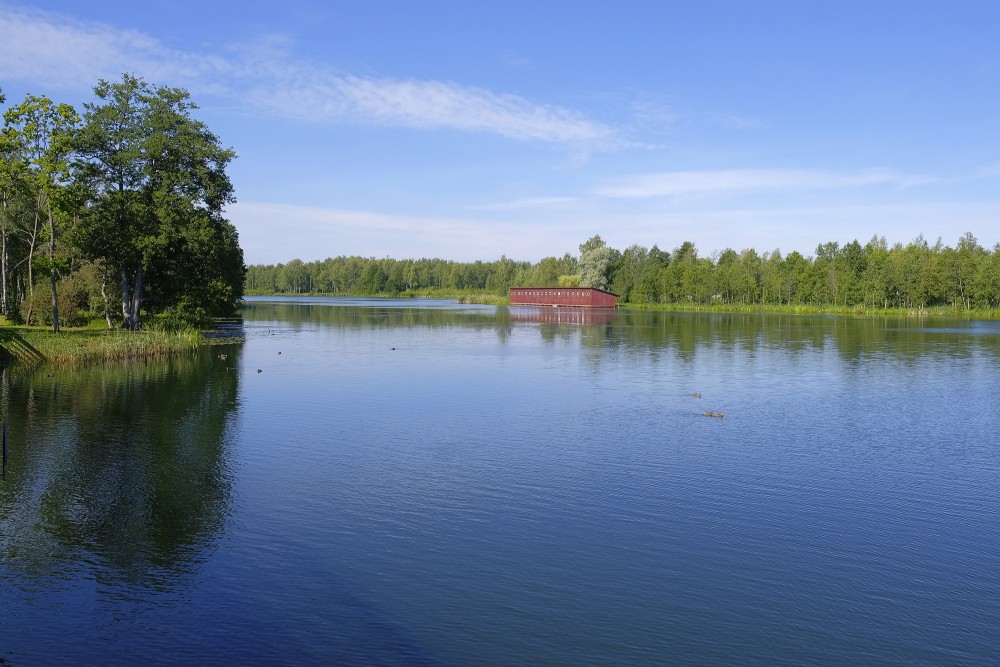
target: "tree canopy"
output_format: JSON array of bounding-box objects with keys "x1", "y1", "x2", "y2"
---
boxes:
[
  {"x1": 246, "y1": 233, "x2": 1000, "y2": 313},
  {"x1": 0, "y1": 74, "x2": 245, "y2": 330}
]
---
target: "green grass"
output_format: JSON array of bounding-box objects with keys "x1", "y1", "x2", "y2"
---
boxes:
[
  {"x1": 455, "y1": 293, "x2": 510, "y2": 305},
  {"x1": 0, "y1": 326, "x2": 204, "y2": 364},
  {"x1": 620, "y1": 302, "x2": 1000, "y2": 319}
]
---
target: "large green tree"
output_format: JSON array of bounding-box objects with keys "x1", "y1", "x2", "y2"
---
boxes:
[
  {"x1": 71, "y1": 74, "x2": 243, "y2": 330},
  {"x1": 2, "y1": 95, "x2": 79, "y2": 331}
]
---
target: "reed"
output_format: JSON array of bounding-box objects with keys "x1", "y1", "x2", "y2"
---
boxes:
[
  {"x1": 455, "y1": 294, "x2": 510, "y2": 305},
  {"x1": 0, "y1": 327, "x2": 203, "y2": 365}
]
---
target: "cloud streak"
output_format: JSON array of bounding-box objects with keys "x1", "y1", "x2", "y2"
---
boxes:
[
  {"x1": 0, "y1": 5, "x2": 614, "y2": 146},
  {"x1": 251, "y1": 75, "x2": 612, "y2": 143},
  {"x1": 229, "y1": 201, "x2": 580, "y2": 263},
  {"x1": 596, "y1": 168, "x2": 938, "y2": 199},
  {"x1": 0, "y1": 6, "x2": 232, "y2": 91},
  {"x1": 468, "y1": 196, "x2": 579, "y2": 211}
]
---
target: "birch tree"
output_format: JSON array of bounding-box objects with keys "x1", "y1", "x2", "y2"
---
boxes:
[{"x1": 1, "y1": 94, "x2": 78, "y2": 331}]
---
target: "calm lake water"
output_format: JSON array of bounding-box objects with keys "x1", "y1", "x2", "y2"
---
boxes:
[{"x1": 3, "y1": 297, "x2": 1000, "y2": 665}]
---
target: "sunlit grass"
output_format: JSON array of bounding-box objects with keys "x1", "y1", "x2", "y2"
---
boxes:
[
  {"x1": 455, "y1": 294, "x2": 510, "y2": 305},
  {"x1": 621, "y1": 302, "x2": 1000, "y2": 319},
  {"x1": 0, "y1": 326, "x2": 203, "y2": 364}
]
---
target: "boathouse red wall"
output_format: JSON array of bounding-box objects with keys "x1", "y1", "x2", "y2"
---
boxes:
[{"x1": 509, "y1": 287, "x2": 618, "y2": 308}]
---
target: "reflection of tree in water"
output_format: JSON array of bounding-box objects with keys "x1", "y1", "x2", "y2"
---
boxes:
[
  {"x1": 243, "y1": 298, "x2": 519, "y2": 343},
  {"x1": 0, "y1": 346, "x2": 241, "y2": 589},
  {"x1": 241, "y1": 298, "x2": 1000, "y2": 366},
  {"x1": 572, "y1": 310, "x2": 1000, "y2": 365}
]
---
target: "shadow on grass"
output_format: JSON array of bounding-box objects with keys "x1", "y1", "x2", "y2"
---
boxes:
[{"x1": 0, "y1": 329, "x2": 46, "y2": 363}]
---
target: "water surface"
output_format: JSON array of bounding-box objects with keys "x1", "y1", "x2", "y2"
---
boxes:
[{"x1": 2, "y1": 298, "x2": 1000, "y2": 665}]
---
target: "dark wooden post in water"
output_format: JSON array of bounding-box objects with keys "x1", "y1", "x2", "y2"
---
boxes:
[{"x1": 2, "y1": 420, "x2": 7, "y2": 481}]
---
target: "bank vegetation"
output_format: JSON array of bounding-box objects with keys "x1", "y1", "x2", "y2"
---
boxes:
[{"x1": 247, "y1": 233, "x2": 1000, "y2": 317}]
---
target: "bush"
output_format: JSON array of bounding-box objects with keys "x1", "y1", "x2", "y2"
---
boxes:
[
  {"x1": 19, "y1": 265, "x2": 111, "y2": 328},
  {"x1": 21, "y1": 278, "x2": 83, "y2": 327},
  {"x1": 146, "y1": 307, "x2": 203, "y2": 333}
]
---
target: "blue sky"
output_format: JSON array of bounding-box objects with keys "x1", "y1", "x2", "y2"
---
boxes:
[{"x1": 2, "y1": 1, "x2": 999, "y2": 265}]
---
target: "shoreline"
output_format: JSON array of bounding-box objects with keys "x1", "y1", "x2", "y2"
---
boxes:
[
  {"x1": 246, "y1": 291, "x2": 1000, "y2": 320},
  {"x1": 0, "y1": 327, "x2": 209, "y2": 365}
]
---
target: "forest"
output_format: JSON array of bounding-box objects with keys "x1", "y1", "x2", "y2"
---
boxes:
[
  {"x1": 0, "y1": 76, "x2": 245, "y2": 332},
  {"x1": 246, "y1": 232, "x2": 1000, "y2": 312}
]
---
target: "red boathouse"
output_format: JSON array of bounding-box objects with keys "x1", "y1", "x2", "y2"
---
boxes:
[{"x1": 509, "y1": 286, "x2": 618, "y2": 308}]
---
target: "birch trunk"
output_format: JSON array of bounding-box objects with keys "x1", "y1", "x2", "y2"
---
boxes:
[
  {"x1": 99, "y1": 262, "x2": 114, "y2": 329},
  {"x1": 1, "y1": 227, "x2": 7, "y2": 319},
  {"x1": 48, "y1": 204, "x2": 59, "y2": 333}
]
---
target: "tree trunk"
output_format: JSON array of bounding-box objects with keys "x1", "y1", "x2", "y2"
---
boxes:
[
  {"x1": 23, "y1": 193, "x2": 45, "y2": 325},
  {"x1": 48, "y1": 205, "x2": 59, "y2": 333},
  {"x1": 1, "y1": 227, "x2": 7, "y2": 319},
  {"x1": 99, "y1": 262, "x2": 114, "y2": 329},
  {"x1": 121, "y1": 266, "x2": 144, "y2": 331}
]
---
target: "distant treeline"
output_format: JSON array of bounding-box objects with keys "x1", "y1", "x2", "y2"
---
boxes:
[{"x1": 246, "y1": 232, "x2": 1000, "y2": 311}]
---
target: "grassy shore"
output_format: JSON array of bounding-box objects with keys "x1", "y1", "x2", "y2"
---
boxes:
[
  {"x1": 453, "y1": 293, "x2": 1000, "y2": 318},
  {"x1": 249, "y1": 290, "x2": 1000, "y2": 319},
  {"x1": 0, "y1": 325, "x2": 205, "y2": 365},
  {"x1": 619, "y1": 302, "x2": 1000, "y2": 319}
]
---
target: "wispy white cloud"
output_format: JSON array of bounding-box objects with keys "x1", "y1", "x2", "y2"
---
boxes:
[
  {"x1": 0, "y1": 6, "x2": 233, "y2": 91},
  {"x1": 627, "y1": 95, "x2": 680, "y2": 135},
  {"x1": 0, "y1": 5, "x2": 615, "y2": 146},
  {"x1": 596, "y1": 168, "x2": 939, "y2": 199},
  {"x1": 469, "y1": 196, "x2": 578, "y2": 211},
  {"x1": 229, "y1": 201, "x2": 575, "y2": 263},
  {"x1": 705, "y1": 112, "x2": 764, "y2": 130},
  {"x1": 252, "y1": 75, "x2": 612, "y2": 143}
]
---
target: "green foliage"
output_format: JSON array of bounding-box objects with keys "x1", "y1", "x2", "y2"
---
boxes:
[
  {"x1": 2, "y1": 93, "x2": 80, "y2": 331},
  {"x1": 557, "y1": 274, "x2": 580, "y2": 286},
  {"x1": 1, "y1": 76, "x2": 245, "y2": 334},
  {"x1": 246, "y1": 233, "x2": 1000, "y2": 315},
  {"x1": 20, "y1": 273, "x2": 92, "y2": 327},
  {"x1": 579, "y1": 245, "x2": 613, "y2": 290},
  {"x1": 146, "y1": 309, "x2": 204, "y2": 333},
  {"x1": 71, "y1": 74, "x2": 243, "y2": 329}
]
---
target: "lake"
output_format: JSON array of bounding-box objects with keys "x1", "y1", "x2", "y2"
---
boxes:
[{"x1": 2, "y1": 297, "x2": 1000, "y2": 665}]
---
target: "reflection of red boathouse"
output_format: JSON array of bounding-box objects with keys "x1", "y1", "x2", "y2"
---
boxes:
[
  {"x1": 509, "y1": 287, "x2": 618, "y2": 308},
  {"x1": 509, "y1": 307, "x2": 616, "y2": 326}
]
